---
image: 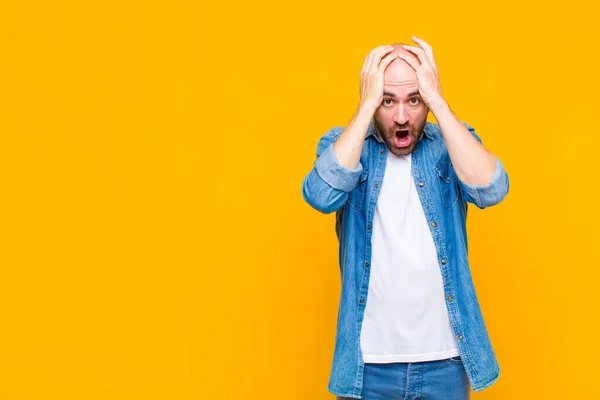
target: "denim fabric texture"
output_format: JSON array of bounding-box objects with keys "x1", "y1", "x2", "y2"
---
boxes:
[
  {"x1": 336, "y1": 356, "x2": 470, "y2": 400},
  {"x1": 302, "y1": 119, "x2": 509, "y2": 398}
]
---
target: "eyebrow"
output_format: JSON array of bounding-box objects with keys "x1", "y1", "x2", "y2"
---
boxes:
[{"x1": 383, "y1": 90, "x2": 421, "y2": 98}]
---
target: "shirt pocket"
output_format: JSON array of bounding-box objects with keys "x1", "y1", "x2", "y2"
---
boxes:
[
  {"x1": 435, "y1": 161, "x2": 459, "y2": 210},
  {"x1": 348, "y1": 169, "x2": 368, "y2": 212}
]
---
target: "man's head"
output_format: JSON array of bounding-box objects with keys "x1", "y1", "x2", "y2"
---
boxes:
[{"x1": 373, "y1": 43, "x2": 429, "y2": 156}]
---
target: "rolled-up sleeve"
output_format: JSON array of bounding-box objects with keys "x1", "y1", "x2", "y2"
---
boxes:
[
  {"x1": 458, "y1": 121, "x2": 510, "y2": 209},
  {"x1": 459, "y1": 157, "x2": 510, "y2": 209},
  {"x1": 314, "y1": 142, "x2": 363, "y2": 192},
  {"x1": 302, "y1": 128, "x2": 364, "y2": 214}
]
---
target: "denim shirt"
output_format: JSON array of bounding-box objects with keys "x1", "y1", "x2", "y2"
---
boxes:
[{"x1": 301, "y1": 119, "x2": 510, "y2": 398}]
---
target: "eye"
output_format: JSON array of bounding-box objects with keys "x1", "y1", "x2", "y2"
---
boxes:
[
  {"x1": 382, "y1": 99, "x2": 393, "y2": 107},
  {"x1": 409, "y1": 98, "x2": 420, "y2": 105}
]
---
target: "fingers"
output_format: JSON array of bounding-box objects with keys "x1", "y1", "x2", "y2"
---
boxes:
[
  {"x1": 401, "y1": 45, "x2": 430, "y2": 69},
  {"x1": 411, "y1": 37, "x2": 435, "y2": 63},
  {"x1": 362, "y1": 45, "x2": 394, "y2": 75},
  {"x1": 411, "y1": 36, "x2": 429, "y2": 48},
  {"x1": 369, "y1": 46, "x2": 395, "y2": 73},
  {"x1": 396, "y1": 52, "x2": 421, "y2": 72},
  {"x1": 359, "y1": 45, "x2": 396, "y2": 104},
  {"x1": 362, "y1": 46, "x2": 388, "y2": 73},
  {"x1": 406, "y1": 37, "x2": 438, "y2": 74},
  {"x1": 378, "y1": 51, "x2": 398, "y2": 72}
]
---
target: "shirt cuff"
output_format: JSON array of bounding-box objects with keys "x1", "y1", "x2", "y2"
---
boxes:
[
  {"x1": 460, "y1": 157, "x2": 509, "y2": 208},
  {"x1": 314, "y1": 143, "x2": 363, "y2": 192}
]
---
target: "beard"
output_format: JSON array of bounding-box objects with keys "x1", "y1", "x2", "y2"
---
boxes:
[{"x1": 374, "y1": 119, "x2": 426, "y2": 156}]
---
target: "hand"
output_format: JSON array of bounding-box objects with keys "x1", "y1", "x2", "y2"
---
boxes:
[
  {"x1": 397, "y1": 36, "x2": 445, "y2": 109},
  {"x1": 359, "y1": 45, "x2": 398, "y2": 111}
]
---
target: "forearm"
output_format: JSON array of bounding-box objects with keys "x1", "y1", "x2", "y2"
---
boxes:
[
  {"x1": 333, "y1": 102, "x2": 377, "y2": 169},
  {"x1": 430, "y1": 100, "x2": 497, "y2": 185}
]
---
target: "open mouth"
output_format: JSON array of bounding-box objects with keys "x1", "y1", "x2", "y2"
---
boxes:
[{"x1": 394, "y1": 130, "x2": 411, "y2": 148}]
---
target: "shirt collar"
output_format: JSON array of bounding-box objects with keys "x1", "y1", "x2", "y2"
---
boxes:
[{"x1": 366, "y1": 119, "x2": 434, "y2": 143}]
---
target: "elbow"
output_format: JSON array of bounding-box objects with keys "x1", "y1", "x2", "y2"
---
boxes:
[
  {"x1": 462, "y1": 158, "x2": 510, "y2": 209},
  {"x1": 302, "y1": 194, "x2": 340, "y2": 214},
  {"x1": 478, "y1": 164, "x2": 510, "y2": 209},
  {"x1": 302, "y1": 172, "x2": 347, "y2": 214},
  {"x1": 494, "y1": 172, "x2": 510, "y2": 206}
]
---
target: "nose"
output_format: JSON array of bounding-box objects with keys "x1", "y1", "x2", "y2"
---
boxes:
[{"x1": 393, "y1": 104, "x2": 409, "y2": 125}]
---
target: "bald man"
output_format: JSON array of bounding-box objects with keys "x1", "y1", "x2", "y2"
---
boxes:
[{"x1": 302, "y1": 37, "x2": 510, "y2": 400}]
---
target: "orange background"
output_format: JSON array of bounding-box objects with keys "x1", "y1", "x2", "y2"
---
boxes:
[{"x1": 0, "y1": 0, "x2": 598, "y2": 399}]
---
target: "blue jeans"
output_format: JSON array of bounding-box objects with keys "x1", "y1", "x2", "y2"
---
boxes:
[{"x1": 336, "y1": 356, "x2": 470, "y2": 400}]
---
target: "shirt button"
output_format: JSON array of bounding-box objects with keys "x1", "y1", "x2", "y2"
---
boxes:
[
  {"x1": 448, "y1": 296, "x2": 454, "y2": 302},
  {"x1": 431, "y1": 222, "x2": 437, "y2": 227},
  {"x1": 374, "y1": 184, "x2": 379, "y2": 188},
  {"x1": 458, "y1": 335, "x2": 463, "y2": 340},
  {"x1": 380, "y1": 150, "x2": 384, "y2": 154},
  {"x1": 367, "y1": 224, "x2": 371, "y2": 230},
  {"x1": 365, "y1": 262, "x2": 369, "y2": 267},
  {"x1": 446, "y1": 176, "x2": 451, "y2": 181},
  {"x1": 441, "y1": 259, "x2": 447, "y2": 264},
  {"x1": 359, "y1": 298, "x2": 365, "y2": 304},
  {"x1": 418, "y1": 182, "x2": 424, "y2": 187}
]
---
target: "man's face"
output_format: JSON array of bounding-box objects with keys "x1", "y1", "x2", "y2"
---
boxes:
[{"x1": 373, "y1": 48, "x2": 429, "y2": 156}]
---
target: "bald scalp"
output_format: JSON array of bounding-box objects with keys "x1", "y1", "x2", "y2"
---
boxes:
[{"x1": 384, "y1": 43, "x2": 419, "y2": 86}]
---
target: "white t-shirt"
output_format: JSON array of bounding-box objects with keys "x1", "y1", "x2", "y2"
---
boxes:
[{"x1": 359, "y1": 151, "x2": 460, "y2": 363}]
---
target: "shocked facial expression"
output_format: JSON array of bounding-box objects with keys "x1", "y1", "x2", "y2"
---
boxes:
[{"x1": 373, "y1": 49, "x2": 429, "y2": 156}]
